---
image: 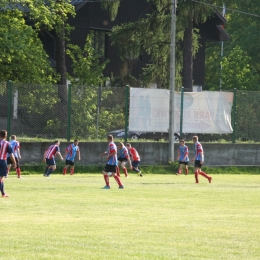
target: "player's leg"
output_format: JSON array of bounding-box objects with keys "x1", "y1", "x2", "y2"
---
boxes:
[
  {"x1": 116, "y1": 161, "x2": 121, "y2": 177},
  {"x1": 121, "y1": 161, "x2": 128, "y2": 177},
  {"x1": 63, "y1": 160, "x2": 69, "y2": 175},
  {"x1": 177, "y1": 162, "x2": 182, "y2": 175},
  {"x1": 194, "y1": 163, "x2": 199, "y2": 183},
  {"x1": 69, "y1": 161, "x2": 75, "y2": 175},
  {"x1": 46, "y1": 159, "x2": 56, "y2": 176},
  {"x1": 44, "y1": 165, "x2": 50, "y2": 176},
  {"x1": 185, "y1": 163, "x2": 188, "y2": 175},
  {"x1": 0, "y1": 162, "x2": 9, "y2": 197},
  {"x1": 102, "y1": 164, "x2": 110, "y2": 188},
  {"x1": 6, "y1": 157, "x2": 12, "y2": 178},
  {"x1": 112, "y1": 170, "x2": 124, "y2": 189},
  {"x1": 199, "y1": 168, "x2": 212, "y2": 183},
  {"x1": 132, "y1": 161, "x2": 140, "y2": 172},
  {"x1": 70, "y1": 166, "x2": 75, "y2": 175},
  {"x1": 15, "y1": 157, "x2": 21, "y2": 178}
]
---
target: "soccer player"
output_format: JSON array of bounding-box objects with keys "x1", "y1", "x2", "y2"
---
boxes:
[
  {"x1": 125, "y1": 143, "x2": 142, "y2": 176},
  {"x1": 192, "y1": 136, "x2": 212, "y2": 183},
  {"x1": 176, "y1": 139, "x2": 189, "y2": 175},
  {"x1": 0, "y1": 130, "x2": 16, "y2": 197},
  {"x1": 7, "y1": 135, "x2": 22, "y2": 178},
  {"x1": 63, "y1": 140, "x2": 81, "y2": 175},
  {"x1": 117, "y1": 142, "x2": 132, "y2": 177},
  {"x1": 43, "y1": 140, "x2": 63, "y2": 177},
  {"x1": 101, "y1": 135, "x2": 124, "y2": 189}
]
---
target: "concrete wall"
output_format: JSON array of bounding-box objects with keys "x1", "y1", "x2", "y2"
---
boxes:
[{"x1": 18, "y1": 142, "x2": 260, "y2": 166}]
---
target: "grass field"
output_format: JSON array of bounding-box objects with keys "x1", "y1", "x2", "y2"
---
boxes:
[{"x1": 1, "y1": 173, "x2": 260, "y2": 260}]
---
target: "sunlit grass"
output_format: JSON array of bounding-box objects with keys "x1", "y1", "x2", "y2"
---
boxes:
[{"x1": 1, "y1": 174, "x2": 260, "y2": 259}]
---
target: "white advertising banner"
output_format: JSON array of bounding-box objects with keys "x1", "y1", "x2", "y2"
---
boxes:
[
  {"x1": 129, "y1": 88, "x2": 233, "y2": 134},
  {"x1": 129, "y1": 88, "x2": 169, "y2": 132}
]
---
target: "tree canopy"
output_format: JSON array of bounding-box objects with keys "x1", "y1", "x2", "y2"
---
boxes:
[{"x1": 0, "y1": 0, "x2": 75, "y2": 84}]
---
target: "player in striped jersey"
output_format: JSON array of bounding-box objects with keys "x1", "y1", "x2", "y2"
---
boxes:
[
  {"x1": 117, "y1": 142, "x2": 132, "y2": 177},
  {"x1": 126, "y1": 143, "x2": 142, "y2": 176},
  {"x1": 63, "y1": 140, "x2": 81, "y2": 175},
  {"x1": 101, "y1": 135, "x2": 124, "y2": 189},
  {"x1": 43, "y1": 140, "x2": 63, "y2": 177},
  {"x1": 192, "y1": 136, "x2": 212, "y2": 183},
  {"x1": 7, "y1": 135, "x2": 22, "y2": 178},
  {"x1": 0, "y1": 130, "x2": 16, "y2": 197},
  {"x1": 176, "y1": 139, "x2": 189, "y2": 175}
]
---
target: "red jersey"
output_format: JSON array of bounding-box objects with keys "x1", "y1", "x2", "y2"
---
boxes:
[{"x1": 129, "y1": 147, "x2": 140, "y2": 161}]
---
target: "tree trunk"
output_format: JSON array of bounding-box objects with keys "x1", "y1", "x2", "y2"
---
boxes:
[{"x1": 182, "y1": 15, "x2": 193, "y2": 92}]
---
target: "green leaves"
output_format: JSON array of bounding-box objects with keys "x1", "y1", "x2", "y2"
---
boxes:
[
  {"x1": 0, "y1": 10, "x2": 58, "y2": 83},
  {"x1": 205, "y1": 0, "x2": 260, "y2": 91}
]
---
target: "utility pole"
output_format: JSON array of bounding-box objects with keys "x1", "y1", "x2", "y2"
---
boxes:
[
  {"x1": 220, "y1": 3, "x2": 226, "y2": 91},
  {"x1": 169, "y1": 0, "x2": 177, "y2": 163}
]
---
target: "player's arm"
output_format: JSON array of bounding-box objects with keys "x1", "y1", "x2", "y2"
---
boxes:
[
  {"x1": 101, "y1": 151, "x2": 108, "y2": 156},
  {"x1": 42, "y1": 151, "x2": 47, "y2": 162},
  {"x1": 200, "y1": 152, "x2": 204, "y2": 164},
  {"x1": 107, "y1": 151, "x2": 116, "y2": 160},
  {"x1": 77, "y1": 150, "x2": 81, "y2": 161},
  {"x1": 127, "y1": 157, "x2": 132, "y2": 168},
  {"x1": 56, "y1": 151, "x2": 63, "y2": 161},
  {"x1": 183, "y1": 148, "x2": 188, "y2": 162},
  {"x1": 17, "y1": 148, "x2": 21, "y2": 159},
  {"x1": 10, "y1": 153, "x2": 17, "y2": 168},
  {"x1": 177, "y1": 149, "x2": 180, "y2": 161}
]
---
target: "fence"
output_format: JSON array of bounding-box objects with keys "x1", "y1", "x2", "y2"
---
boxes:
[{"x1": 0, "y1": 81, "x2": 260, "y2": 143}]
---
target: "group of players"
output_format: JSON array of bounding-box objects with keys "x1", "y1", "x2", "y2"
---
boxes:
[
  {"x1": 177, "y1": 136, "x2": 212, "y2": 184},
  {"x1": 42, "y1": 134, "x2": 142, "y2": 189},
  {"x1": 0, "y1": 130, "x2": 20, "y2": 197},
  {"x1": 0, "y1": 129, "x2": 211, "y2": 197}
]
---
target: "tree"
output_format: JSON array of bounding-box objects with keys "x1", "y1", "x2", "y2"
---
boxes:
[
  {"x1": 66, "y1": 36, "x2": 124, "y2": 139},
  {"x1": 110, "y1": 0, "x2": 224, "y2": 90},
  {"x1": 0, "y1": 10, "x2": 57, "y2": 83},
  {"x1": 205, "y1": 0, "x2": 260, "y2": 91}
]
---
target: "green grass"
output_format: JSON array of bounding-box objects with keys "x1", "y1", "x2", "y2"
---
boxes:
[{"x1": 1, "y1": 173, "x2": 260, "y2": 259}]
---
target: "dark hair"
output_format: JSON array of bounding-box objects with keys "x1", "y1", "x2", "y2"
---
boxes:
[
  {"x1": 54, "y1": 140, "x2": 59, "y2": 144},
  {"x1": 107, "y1": 135, "x2": 113, "y2": 141},
  {"x1": 0, "y1": 130, "x2": 7, "y2": 138}
]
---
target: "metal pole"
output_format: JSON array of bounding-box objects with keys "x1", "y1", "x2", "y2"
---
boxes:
[
  {"x1": 67, "y1": 83, "x2": 71, "y2": 141},
  {"x1": 124, "y1": 85, "x2": 129, "y2": 143},
  {"x1": 180, "y1": 87, "x2": 184, "y2": 139},
  {"x1": 7, "y1": 80, "x2": 12, "y2": 141},
  {"x1": 96, "y1": 85, "x2": 101, "y2": 139},
  {"x1": 220, "y1": 3, "x2": 226, "y2": 91},
  {"x1": 232, "y1": 88, "x2": 237, "y2": 143},
  {"x1": 169, "y1": 0, "x2": 177, "y2": 162}
]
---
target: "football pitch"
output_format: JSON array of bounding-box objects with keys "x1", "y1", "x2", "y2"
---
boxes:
[{"x1": 1, "y1": 173, "x2": 260, "y2": 260}]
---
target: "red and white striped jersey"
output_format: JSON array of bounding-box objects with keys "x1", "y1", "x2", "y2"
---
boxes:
[
  {"x1": 0, "y1": 140, "x2": 13, "y2": 160},
  {"x1": 45, "y1": 145, "x2": 59, "y2": 159}
]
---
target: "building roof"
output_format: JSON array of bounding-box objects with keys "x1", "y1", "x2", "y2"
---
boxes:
[{"x1": 71, "y1": 0, "x2": 87, "y2": 11}]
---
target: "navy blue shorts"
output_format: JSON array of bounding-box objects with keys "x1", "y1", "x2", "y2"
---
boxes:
[
  {"x1": 103, "y1": 164, "x2": 117, "y2": 173},
  {"x1": 179, "y1": 161, "x2": 189, "y2": 165},
  {"x1": 7, "y1": 157, "x2": 20, "y2": 168},
  {"x1": 132, "y1": 161, "x2": 140, "y2": 168},
  {"x1": 118, "y1": 157, "x2": 127, "y2": 162},
  {"x1": 65, "y1": 160, "x2": 75, "y2": 166},
  {"x1": 0, "y1": 160, "x2": 8, "y2": 177},
  {"x1": 194, "y1": 160, "x2": 202, "y2": 168},
  {"x1": 46, "y1": 158, "x2": 56, "y2": 166}
]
